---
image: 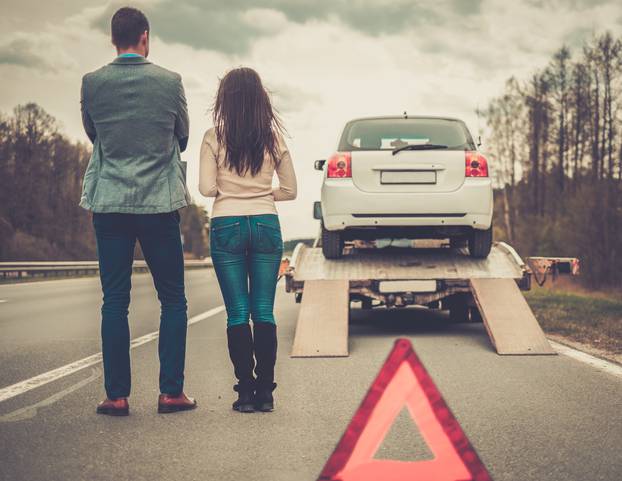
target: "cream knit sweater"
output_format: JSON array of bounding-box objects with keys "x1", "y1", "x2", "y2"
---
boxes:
[{"x1": 199, "y1": 128, "x2": 297, "y2": 218}]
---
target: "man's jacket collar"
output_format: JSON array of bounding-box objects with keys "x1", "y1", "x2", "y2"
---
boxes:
[{"x1": 111, "y1": 56, "x2": 151, "y2": 65}]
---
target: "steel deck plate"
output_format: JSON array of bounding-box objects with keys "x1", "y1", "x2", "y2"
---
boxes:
[{"x1": 292, "y1": 244, "x2": 524, "y2": 281}]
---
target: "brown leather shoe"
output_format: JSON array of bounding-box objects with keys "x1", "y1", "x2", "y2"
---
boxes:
[
  {"x1": 96, "y1": 397, "x2": 129, "y2": 416},
  {"x1": 158, "y1": 392, "x2": 197, "y2": 414}
]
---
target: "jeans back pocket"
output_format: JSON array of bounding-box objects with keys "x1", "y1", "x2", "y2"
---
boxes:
[
  {"x1": 211, "y1": 221, "x2": 242, "y2": 253},
  {"x1": 256, "y1": 222, "x2": 283, "y2": 253}
]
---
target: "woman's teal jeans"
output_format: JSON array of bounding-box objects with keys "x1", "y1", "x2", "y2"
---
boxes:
[{"x1": 210, "y1": 214, "x2": 283, "y2": 327}]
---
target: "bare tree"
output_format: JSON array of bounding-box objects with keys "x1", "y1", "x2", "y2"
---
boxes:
[
  {"x1": 0, "y1": 103, "x2": 210, "y2": 261},
  {"x1": 482, "y1": 32, "x2": 622, "y2": 287}
]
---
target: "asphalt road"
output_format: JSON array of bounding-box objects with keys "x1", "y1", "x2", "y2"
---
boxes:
[{"x1": 0, "y1": 271, "x2": 621, "y2": 481}]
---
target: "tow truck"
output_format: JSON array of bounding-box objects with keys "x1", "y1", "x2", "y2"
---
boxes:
[{"x1": 283, "y1": 239, "x2": 578, "y2": 358}]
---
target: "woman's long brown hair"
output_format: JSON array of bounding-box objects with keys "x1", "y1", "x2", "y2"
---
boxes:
[{"x1": 213, "y1": 67, "x2": 285, "y2": 176}]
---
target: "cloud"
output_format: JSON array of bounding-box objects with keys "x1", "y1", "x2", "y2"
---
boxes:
[
  {"x1": 268, "y1": 83, "x2": 322, "y2": 114},
  {"x1": 451, "y1": 0, "x2": 482, "y2": 15},
  {"x1": 92, "y1": 2, "x2": 267, "y2": 55},
  {"x1": 525, "y1": 0, "x2": 610, "y2": 7},
  {"x1": 90, "y1": 0, "x2": 454, "y2": 55},
  {"x1": 276, "y1": 0, "x2": 444, "y2": 35},
  {"x1": 3, "y1": 0, "x2": 622, "y2": 240},
  {"x1": 563, "y1": 26, "x2": 597, "y2": 49},
  {"x1": 0, "y1": 0, "x2": 103, "y2": 31},
  {"x1": 241, "y1": 8, "x2": 289, "y2": 34},
  {"x1": 0, "y1": 39, "x2": 53, "y2": 71}
]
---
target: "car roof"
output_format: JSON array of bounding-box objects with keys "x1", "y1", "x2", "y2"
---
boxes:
[{"x1": 347, "y1": 115, "x2": 464, "y2": 123}]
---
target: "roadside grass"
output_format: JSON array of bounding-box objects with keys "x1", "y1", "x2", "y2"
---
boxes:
[{"x1": 524, "y1": 289, "x2": 622, "y2": 354}]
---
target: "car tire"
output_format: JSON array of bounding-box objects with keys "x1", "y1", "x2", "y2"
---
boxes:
[
  {"x1": 450, "y1": 237, "x2": 467, "y2": 249},
  {"x1": 444, "y1": 294, "x2": 469, "y2": 323},
  {"x1": 321, "y1": 224, "x2": 344, "y2": 259},
  {"x1": 469, "y1": 306, "x2": 483, "y2": 323},
  {"x1": 427, "y1": 300, "x2": 440, "y2": 309},
  {"x1": 468, "y1": 225, "x2": 492, "y2": 258},
  {"x1": 448, "y1": 299, "x2": 469, "y2": 323}
]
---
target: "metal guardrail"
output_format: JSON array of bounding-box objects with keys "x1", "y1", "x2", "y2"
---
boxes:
[{"x1": 0, "y1": 259, "x2": 213, "y2": 281}]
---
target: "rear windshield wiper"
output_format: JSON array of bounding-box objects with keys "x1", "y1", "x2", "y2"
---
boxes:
[{"x1": 392, "y1": 144, "x2": 448, "y2": 155}]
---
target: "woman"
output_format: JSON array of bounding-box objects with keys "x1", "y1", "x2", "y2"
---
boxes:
[{"x1": 199, "y1": 68, "x2": 297, "y2": 413}]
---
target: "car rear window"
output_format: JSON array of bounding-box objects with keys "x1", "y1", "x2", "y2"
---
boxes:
[{"x1": 338, "y1": 118, "x2": 475, "y2": 151}]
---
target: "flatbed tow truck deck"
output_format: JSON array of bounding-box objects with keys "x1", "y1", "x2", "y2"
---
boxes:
[{"x1": 284, "y1": 242, "x2": 577, "y2": 358}]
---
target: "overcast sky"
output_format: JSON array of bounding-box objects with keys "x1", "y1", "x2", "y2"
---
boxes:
[{"x1": 1, "y1": 0, "x2": 621, "y2": 239}]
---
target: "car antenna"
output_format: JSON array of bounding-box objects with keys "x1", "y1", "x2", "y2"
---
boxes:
[{"x1": 403, "y1": 111, "x2": 408, "y2": 119}]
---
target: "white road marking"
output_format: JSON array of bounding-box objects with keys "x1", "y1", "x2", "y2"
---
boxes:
[
  {"x1": 549, "y1": 340, "x2": 622, "y2": 379},
  {"x1": 0, "y1": 305, "x2": 226, "y2": 404},
  {"x1": 0, "y1": 300, "x2": 7, "y2": 303},
  {"x1": 0, "y1": 368, "x2": 102, "y2": 423}
]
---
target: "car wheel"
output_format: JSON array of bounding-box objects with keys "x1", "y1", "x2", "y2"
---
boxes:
[
  {"x1": 450, "y1": 237, "x2": 467, "y2": 249},
  {"x1": 427, "y1": 300, "x2": 440, "y2": 309},
  {"x1": 445, "y1": 295, "x2": 469, "y2": 323},
  {"x1": 449, "y1": 302, "x2": 469, "y2": 323},
  {"x1": 321, "y1": 224, "x2": 344, "y2": 259},
  {"x1": 468, "y1": 225, "x2": 492, "y2": 258},
  {"x1": 469, "y1": 306, "x2": 483, "y2": 323}
]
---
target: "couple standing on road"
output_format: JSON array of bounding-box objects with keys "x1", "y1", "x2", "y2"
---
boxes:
[{"x1": 79, "y1": 7, "x2": 297, "y2": 416}]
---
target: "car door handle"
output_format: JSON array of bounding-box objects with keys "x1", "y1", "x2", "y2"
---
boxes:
[{"x1": 372, "y1": 164, "x2": 446, "y2": 171}]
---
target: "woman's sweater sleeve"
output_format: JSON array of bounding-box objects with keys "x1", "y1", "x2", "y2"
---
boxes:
[
  {"x1": 273, "y1": 138, "x2": 297, "y2": 201},
  {"x1": 199, "y1": 130, "x2": 218, "y2": 197}
]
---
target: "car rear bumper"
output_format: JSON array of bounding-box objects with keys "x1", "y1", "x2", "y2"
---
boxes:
[
  {"x1": 322, "y1": 213, "x2": 492, "y2": 232},
  {"x1": 321, "y1": 178, "x2": 493, "y2": 231}
]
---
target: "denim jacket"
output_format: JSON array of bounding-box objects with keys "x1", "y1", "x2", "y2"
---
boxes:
[{"x1": 79, "y1": 56, "x2": 190, "y2": 214}]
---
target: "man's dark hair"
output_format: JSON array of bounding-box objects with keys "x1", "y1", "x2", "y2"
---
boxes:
[{"x1": 111, "y1": 7, "x2": 150, "y2": 49}]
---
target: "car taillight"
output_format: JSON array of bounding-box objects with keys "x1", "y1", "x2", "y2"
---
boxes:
[
  {"x1": 465, "y1": 151, "x2": 488, "y2": 177},
  {"x1": 327, "y1": 152, "x2": 352, "y2": 178}
]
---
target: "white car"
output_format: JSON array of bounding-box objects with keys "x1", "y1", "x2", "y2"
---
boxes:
[{"x1": 314, "y1": 115, "x2": 493, "y2": 259}]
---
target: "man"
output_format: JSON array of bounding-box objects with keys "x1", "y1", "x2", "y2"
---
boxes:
[{"x1": 80, "y1": 7, "x2": 196, "y2": 416}]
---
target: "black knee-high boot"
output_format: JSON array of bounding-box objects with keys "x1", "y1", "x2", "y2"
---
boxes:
[
  {"x1": 253, "y1": 322, "x2": 277, "y2": 412},
  {"x1": 226, "y1": 324, "x2": 255, "y2": 413}
]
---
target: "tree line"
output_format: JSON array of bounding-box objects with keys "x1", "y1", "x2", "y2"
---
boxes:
[
  {"x1": 482, "y1": 32, "x2": 622, "y2": 287},
  {"x1": 0, "y1": 103, "x2": 209, "y2": 261}
]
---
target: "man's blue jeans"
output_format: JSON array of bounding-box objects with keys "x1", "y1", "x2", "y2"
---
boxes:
[
  {"x1": 210, "y1": 214, "x2": 283, "y2": 327},
  {"x1": 93, "y1": 212, "x2": 188, "y2": 399}
]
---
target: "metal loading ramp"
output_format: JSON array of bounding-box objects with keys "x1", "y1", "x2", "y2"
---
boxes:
[
  {"x1": 291, "y1": 280, "x2": 349, "y2": 357},
  {"x1": 287, "y1": 242, "x2": 555, "y2": 357},
  {"x1": 470, "y1": 278, "x2": 554, "y2": 355}
]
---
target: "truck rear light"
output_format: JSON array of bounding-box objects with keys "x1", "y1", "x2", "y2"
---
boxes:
[
  {"x1": 327, "y1": 152, "x2": 352, "y2": 178},
  {"x1": 465, "y1": 151, "x2": 488, "y2": 177}
]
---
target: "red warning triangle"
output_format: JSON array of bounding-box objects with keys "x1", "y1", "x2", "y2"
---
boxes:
[{"x1": 318, "y1": 339, "x2": 492, "y2": 481}]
